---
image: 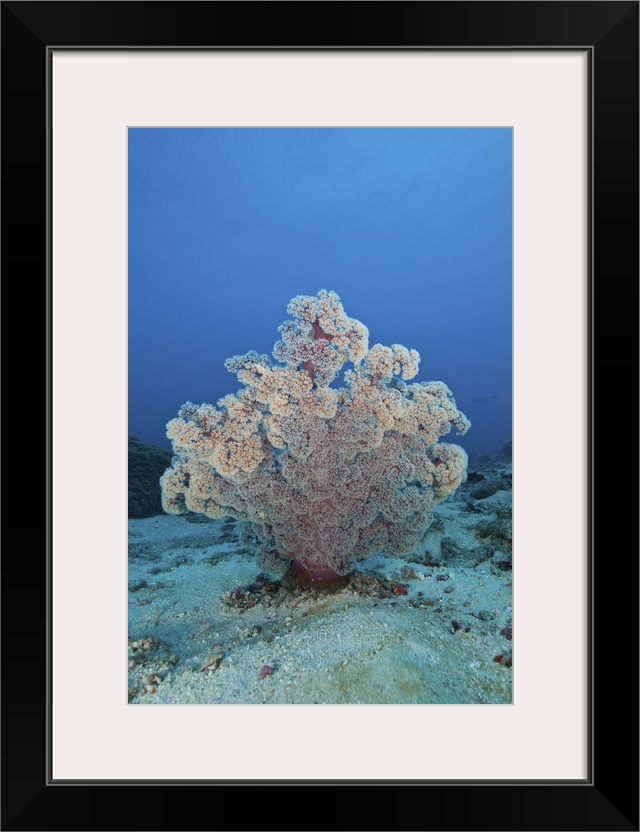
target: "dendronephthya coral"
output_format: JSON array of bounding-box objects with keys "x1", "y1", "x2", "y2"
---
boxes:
[{"x1": 161, "y1": 290, "x2": 470, "y2": 584}]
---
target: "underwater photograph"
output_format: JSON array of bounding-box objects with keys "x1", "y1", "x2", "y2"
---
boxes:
[{"x1": 128, "y1": 127, "x2": 512, "y2": 704}]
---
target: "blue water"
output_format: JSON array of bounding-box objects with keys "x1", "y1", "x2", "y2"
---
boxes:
[{"x1": 128, "y1": 127, "x2": 511, "y2": 456}]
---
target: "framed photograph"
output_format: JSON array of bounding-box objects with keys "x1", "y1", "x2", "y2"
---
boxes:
[
  {"x1": 3, "y1": 2, "x2": 637, "y2": 830},
  {"x1": 126, "y1": 124, "x2": 514, "y2": 711}
]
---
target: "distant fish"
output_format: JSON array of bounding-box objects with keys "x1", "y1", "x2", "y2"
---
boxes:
[{"x1": 472, "y1": 395, "x2": 498, "y2": 404}]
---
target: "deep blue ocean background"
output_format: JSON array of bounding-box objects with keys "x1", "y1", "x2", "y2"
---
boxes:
[{"x1": 128, "y1": 128, "x2": 511, "y2": 457}]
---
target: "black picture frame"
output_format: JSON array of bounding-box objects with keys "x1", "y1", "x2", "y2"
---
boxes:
[{"x1": 2, "y1": 2, "x2": 637, "y2": 830}]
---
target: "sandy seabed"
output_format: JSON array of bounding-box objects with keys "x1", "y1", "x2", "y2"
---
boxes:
[{"x1": 128, "y1": 473, "x2": 513, "y2": 706}]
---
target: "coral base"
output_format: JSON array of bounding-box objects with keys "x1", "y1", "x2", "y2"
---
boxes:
[{"x1": 286, "y1": 555, "x2": 351, "y2": 590}]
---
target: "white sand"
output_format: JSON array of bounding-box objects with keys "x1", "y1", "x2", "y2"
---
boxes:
[{"x1": 128, "y1": 486, "x2": 513, "y2": 705}]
